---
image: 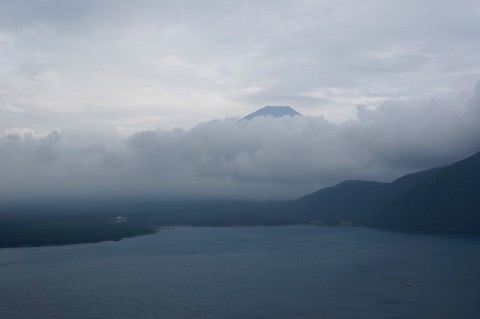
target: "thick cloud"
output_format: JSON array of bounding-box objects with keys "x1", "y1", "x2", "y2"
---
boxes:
[
  {"x1": 1, "y1": 83, "x2": 479, "y2": 200},
  {"x1": 1, "y1": 1, "x2": 479, "y2": 201},
  {"x1": 1, "y1": 1, "x2": 480, "y2": 131}
]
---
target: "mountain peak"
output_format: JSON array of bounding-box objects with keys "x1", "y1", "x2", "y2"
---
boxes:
[{"x1": 242, "y1": 106, "x2": 302, "y2": 120}]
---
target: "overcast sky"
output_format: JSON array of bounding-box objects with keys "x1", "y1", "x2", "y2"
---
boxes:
[{"x1": 1, "y1": 0, "x2": 480, "y2": 200}]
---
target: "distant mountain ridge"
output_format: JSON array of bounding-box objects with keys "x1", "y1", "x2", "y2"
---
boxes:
[
  {"x1": 296, "y1": 167, "x2": 441, "y2": 224},
  {"x1": 242, "y1": 106, "x2": 301, "y2": 120},
  {"x1": 295, "y1": 150, "x2": 480, "y2": 233},
  {"x1": 369, "y1": 151, "x2": 480, "y2": 233},
  {"x1": 2, "y1": 150, "x2": 480, "y2": 248}
]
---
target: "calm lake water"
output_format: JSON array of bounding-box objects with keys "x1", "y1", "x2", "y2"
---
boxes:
[{"x1": 0, "y1": 225, "x2": 479, "y2": 319}]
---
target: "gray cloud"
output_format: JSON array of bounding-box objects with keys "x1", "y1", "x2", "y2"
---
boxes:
[
  {"x1": 1, "y1": 83, "x2": 479, "y2": 200},
  {"x1": 1, "y1": 1, "x2": 480, "y2": 131},
  {"x1": 1, "y1": 1, "x2": 480, "y2": 200}
]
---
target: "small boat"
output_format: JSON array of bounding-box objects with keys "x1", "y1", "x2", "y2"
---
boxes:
[{"x1": 404, "y1": 282, "x2": 412, "y2": 287}]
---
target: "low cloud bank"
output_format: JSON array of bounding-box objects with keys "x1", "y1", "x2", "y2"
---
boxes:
[{"x1": 1, "y1": 83, "x2": 479, "y2": 200}]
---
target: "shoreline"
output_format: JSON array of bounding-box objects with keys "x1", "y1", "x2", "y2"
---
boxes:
[{"x1": 2, "y1": 223, "x2": 479, "y2": 250}]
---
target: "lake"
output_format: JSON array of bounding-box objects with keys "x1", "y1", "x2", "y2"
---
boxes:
[{"x1": 0, "y1": 225, "x2": 479, "y2": 318}]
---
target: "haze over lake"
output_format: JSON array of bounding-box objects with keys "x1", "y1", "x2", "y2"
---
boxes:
[
  {"x1": 1, "y1": 1, "x2": 480, "y2": 318},
  {"x1": 1, "y1": 225, "x2": 479, "y2": 319}
]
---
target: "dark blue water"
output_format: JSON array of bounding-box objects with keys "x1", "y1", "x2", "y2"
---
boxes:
[{"x1": 1, "y1": 225, "x2": 479, "y2": 318}]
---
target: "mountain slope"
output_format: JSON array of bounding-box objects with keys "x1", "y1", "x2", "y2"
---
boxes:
[
  {"x1": 242, "y1": 106, "x2": 301, "y2": 120},
  {"x1": 369, "y1": 151, "x2": 480, "y2": 233},
  {"x1": 296, "y1": 180, "x2": 387, "y2": 223},
  {"x1": 296, "y1": 150, "x2": 480, "y2": 233},
  {"x1": 296, "y1": 167, "x2": 442, "y2": 224}
]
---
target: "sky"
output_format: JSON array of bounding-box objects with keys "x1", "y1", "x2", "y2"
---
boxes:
[{"x1": 1, "y1": 0, "x2": 480, "y2": 200}]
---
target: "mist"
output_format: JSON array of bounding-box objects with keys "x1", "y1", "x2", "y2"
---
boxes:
[{"x1": 1, "y1": 82, "x2": 479, "y2": 201}]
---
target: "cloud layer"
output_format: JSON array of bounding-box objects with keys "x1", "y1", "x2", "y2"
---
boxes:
[
  {"x1": 2, "y1": 83, "x2": 479, "y2": 200},
  {"x1": 1, "y1": 0, "x2": 480, "y2": 131},
  {"x1": 1, "y1": 1, "x2": 480, "y2": 199}
]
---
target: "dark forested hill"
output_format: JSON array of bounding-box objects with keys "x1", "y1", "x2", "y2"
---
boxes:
[
  {"x1": 295, "y1": 167, "x2": 441, "y2": 224},
  {"x1": 368, "y1": 151, "x2": 480, "y2": 233},
  {"x1": 0, "y1": 200, "x2": 302, "y2": 248},
  {"x1": 295, "y1": 180, "x2": 388, "y2": 224},
  {"x1": 296, "y1": 150, "x2": 480, "y2": 233}
]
